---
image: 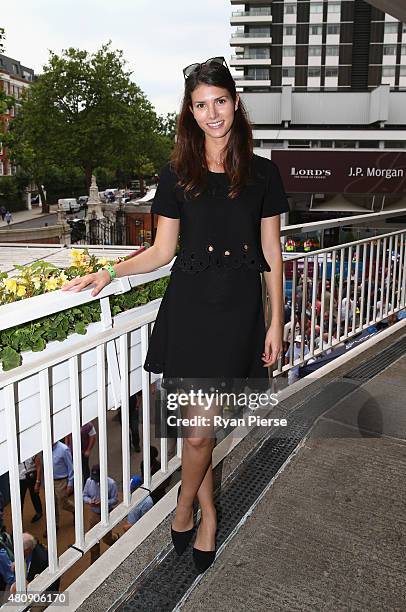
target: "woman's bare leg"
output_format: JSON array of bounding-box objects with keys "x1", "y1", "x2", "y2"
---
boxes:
[
  {"x1": 194, "y1": 454, "x2": 217, "y2": 551},
  {"x1": 171, "y1": 387, "x2": 218, "y2": 544},
  {"x1": 171, "y1": 437, "x2": 214, "y2": 532}
]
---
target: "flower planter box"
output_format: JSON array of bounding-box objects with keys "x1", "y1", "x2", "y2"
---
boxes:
[{"x1": 0, "y1": 267, "x2": 170, "y2": 476}]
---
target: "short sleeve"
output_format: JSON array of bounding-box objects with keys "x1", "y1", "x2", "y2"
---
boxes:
[
  {"x1": 151, "y1": 163, "x2": 181, "y2": 219},
  {"x1": 261, "y1": 160, "x2": 290, "y2": 218}
]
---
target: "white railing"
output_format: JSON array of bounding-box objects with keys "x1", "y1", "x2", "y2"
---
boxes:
[
  {"x1": 0, "y1": 265, "x2": 176, "y2": 609},
  {"x1": 274, "y1": 228, "x2": 406, "y2": 377},
  {"x1": 0, "y1": 219, "x2": 405, "y2": 608}
]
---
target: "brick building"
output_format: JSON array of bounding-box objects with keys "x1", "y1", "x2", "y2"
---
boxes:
[{"x1": 0, "y1": 54, "x2": 34, "y2": 176}]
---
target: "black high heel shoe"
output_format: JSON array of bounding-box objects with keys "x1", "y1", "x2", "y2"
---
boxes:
[
  {"x1": 171, "y1": 485, "x2": 195, "y2": 556},
  {"x1": 193, "y1": 520, "x2": 217, "y2": 574}
]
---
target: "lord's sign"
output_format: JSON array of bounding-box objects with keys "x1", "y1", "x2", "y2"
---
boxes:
[{"x1": 271, "y1": 150, "x2": 406, "y2": 194}]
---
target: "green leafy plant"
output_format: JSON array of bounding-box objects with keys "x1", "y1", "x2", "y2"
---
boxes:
[
  {"x1": 0, "y1": 276, "x2": 169, "y2": 371},
  {"x1": 0, "y1": 248, "x2": 170, "y2": 371}
]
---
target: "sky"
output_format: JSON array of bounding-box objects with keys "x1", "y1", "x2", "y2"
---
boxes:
[{"x1": 1, "y1": 0, "x2": 240, "y2": 117}]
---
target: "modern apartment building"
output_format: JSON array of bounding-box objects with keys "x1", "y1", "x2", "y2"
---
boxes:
[
  {"x1": 230, "y1": 1, "x2": 406, "y2": 216},
  {"x1": 0, "y1": 54, "x2": 34, "y2": 176},
  {"x1": 230, "y1": 0, "x2": 406, "y2": 91}
]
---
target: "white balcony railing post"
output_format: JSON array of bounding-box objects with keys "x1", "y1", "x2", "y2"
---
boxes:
[{"x1": 69, "y1": 354, "x2": 85, "y2": 549}]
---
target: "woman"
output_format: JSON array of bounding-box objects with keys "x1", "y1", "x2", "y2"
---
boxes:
[{"x1": 62, "y1": 56, "x2": 289, "y2": 573}]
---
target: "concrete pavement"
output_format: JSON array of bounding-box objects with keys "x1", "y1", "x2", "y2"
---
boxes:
[
  {"x1": 0, "y1": 205, "x2": 58, "y2": 228},
  {"x1": 180, "y1": 351, "x2": 406, "y2": 611}
]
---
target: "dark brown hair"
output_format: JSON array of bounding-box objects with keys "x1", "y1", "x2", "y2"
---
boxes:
[{"x1": 171, "y1": 62, "x2": 254, "y2": 199}]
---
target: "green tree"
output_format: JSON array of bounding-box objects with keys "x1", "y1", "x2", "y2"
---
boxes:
[
  {"x1": 158, "y1": 111, "x2": 177, "y2": 141},
  {"x1": 7, "y1": 42, "x2": 171, "y2": 212}
]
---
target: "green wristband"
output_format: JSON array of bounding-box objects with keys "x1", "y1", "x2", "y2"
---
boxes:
[{"x1": 102, "y1": 264, "x2": 116, "y2": 280}]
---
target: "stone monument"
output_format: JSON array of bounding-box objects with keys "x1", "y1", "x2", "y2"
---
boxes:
[{"x1": 86, "y1": 175, "x2": 105, "y2": 220}]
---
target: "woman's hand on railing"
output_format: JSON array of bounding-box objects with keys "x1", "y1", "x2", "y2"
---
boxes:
[{"x1": 61, "y1": 269, "x2": 112, "y2": 297}]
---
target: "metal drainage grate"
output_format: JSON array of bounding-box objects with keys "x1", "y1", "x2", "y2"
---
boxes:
[
  {"x1": 343, "y1": 336, "x2": 406, "y2": 382},
  {"x1": 114, "y1": 334, "x2": 406, "y2": 612}
]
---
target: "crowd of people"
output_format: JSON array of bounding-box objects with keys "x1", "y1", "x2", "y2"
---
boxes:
[
  {"x1": 282, "y1": 270, "x2": 405, "y2": 384},
  {"x1": 0, "y1": 389, "x2": 170, "y2": 600}
]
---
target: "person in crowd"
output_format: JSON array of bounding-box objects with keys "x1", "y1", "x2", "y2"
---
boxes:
[
  {"x1": 83, "y1": 464, "x2": 118, "y2": 563},
  {"x1": 121, "y1": 476, "x2": 153, "y2": 533},
  {"x1": 285, "y1": 335, "x2": 310, "y2": 385},
  {"x1": 43, "y1": 441, "x2": 75, "y2": 538},
  {"x1": 0, "y1": 493, "x2": 15, "y2": 600},
  {"x1": 129, "y1": 392, "x2": 141, "y2": 453},
  {"x1": 16, "y1": 533, "x2": 60, "y2": 595},
  {"x1": 113, "y1": 392, "x2": 142, "y2": 453},
  {"x1": 64, "y1": 422, "x2": 97, "y2": 485},
  {"x1": 283, "y1": 296, "x2": 291, "y2": 325},
  {"x1": 19, "y1": 455, "x2": 43, "y2": 524},
  {"x1": 4, "y1": 211, "x2": 12, "y2": 225},
  {"x1": 140, "y1": 446, "x2": 168, "y2": 504}
]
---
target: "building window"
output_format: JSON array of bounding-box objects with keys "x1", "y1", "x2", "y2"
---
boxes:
[
  {"x1": 310, "y1": 3, "x2": 323, "y2": 13},
  {"x1": 385, "y1": 141, "x2": 406, "y2": 148},
  {"x1": 382, "y1": 66, "x2": 396, "y2": 77},
  {"x1": 400, "y1": 66, "x2": 406, "y2": 76},
  {"x1": 284, "y1": 4, "x2": 297, "y2": 15},
  {"x1": 325, "y1": 67, "x2": 338, "y2": 77},
  {"x1": 328, "y1": 3, "x2": 341, "y2": 13},
  {"x1": 262, "y1": 140, "x2": 284, "y2": 149},
  {"x1": 245, "y1": 47, "x2": 270, "y2": 59},
  {"x1": 401, "y1": 45, "x2": 406, "y2": 55},
  {"x1": 289, "y1": 140, "x2": 310, "y2": 148},
  {"x1": 282, "y1": 67, "x2": 295, "y2": 77},
  {"x1": 335, "y1": 141, "x2": 356, "y2": 148},
  {"x1": 358, "y1": 141, "x2": 379, "y2": 148},
  {"x1": 384, "y1": 23, "x2": 399, "y2": 34},
  {"x1": 0, "y1": 163, "x2": 3, "y2": 176},
  {"x1": 326, "y1": 46, "x2": 339, "y2": 56},
  {"x1": 327, "y1": 24, "x2": 340, "y2": 35},
  {"x1": 403, "y1": 24, "x2": 406, "y2": 33},
  {"x1": 383, "y1": 45, "x2": 396, "y2": 55},
  {"x1": 308, "y1": 67, "x2": 321, "y2": 77},
  {"x1": 282, "y1": 46, "x2": 296, "y2": 56},
  {"x1": 310, "y1": 25, "x2": 323, "y2": 36},
  {"x1": 309, "y1": 46, "x2": 322, "y2": 56},
  {"x1": 283, "y1": 25, "x2": 296, "y2": 36},
  {"x1": 248, "y1": 26, "x2": 271, "y2": 36},
  {"x1": 247, "y1": 68, "x2": 270, "y2": 80}
]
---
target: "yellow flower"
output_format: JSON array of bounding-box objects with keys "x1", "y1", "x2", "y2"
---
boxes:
[
  {"x1": 71, "y1": 248, "x2": 86, "y2": 265},
  {"x1": 98, "y1": 258, "x2": 108, "y2": 266},
  {"x1": 45, "y1": 276, "x2": 59, "y2": 291},
  {"x1": 4, "y1": 278, "x2": 17, "y2": 294},
  {"x1": 16, "y1": 284, "x2": 26, "y2": 297},
  {"x1": 58, "y1": 272, "x2": 68, "y2": 285}
]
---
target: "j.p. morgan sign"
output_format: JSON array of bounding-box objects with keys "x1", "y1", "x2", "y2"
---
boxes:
[{"x1": 272, "y1": 150, "x2": 406, "y2": 194}]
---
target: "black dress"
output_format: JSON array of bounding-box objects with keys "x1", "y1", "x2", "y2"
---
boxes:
[{"x1": 143, "y1": 154, "x2": 289, "y2": 395}]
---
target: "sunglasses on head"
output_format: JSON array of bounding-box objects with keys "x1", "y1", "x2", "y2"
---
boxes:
[{"x1": 183, "y1": 56, "x2": 229, "y2": 80}]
